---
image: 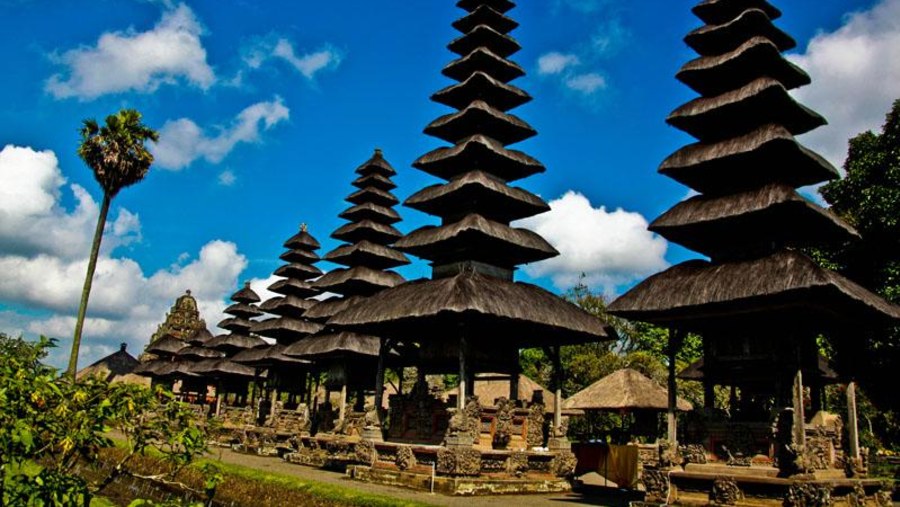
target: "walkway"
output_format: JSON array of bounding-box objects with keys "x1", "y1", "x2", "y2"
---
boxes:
[{"x1": 207, "y1": 447, "x2": 638, "y2": 507}]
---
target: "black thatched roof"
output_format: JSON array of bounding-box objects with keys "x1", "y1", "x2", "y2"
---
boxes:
[
  {"x1": 312, "y1": 266, "x2": 405, "y2": 297},
  {"x1": 145, "y1": 335, "x2": 186, "y2": 357},
  {"x1": 453, "y1": 5, "x2": 519, "y2": 35},
  {"x1": 331, "y1": 220, "x2": 403, "y2": 245},
  {"x1": 206, "y1": 333, "x2": 268, "y2": 354},
  {"x1": 667, "y1": 77, "x2": 826, "y2": 141},
  {"x1": 692, "y1": 0, "x2": 781, "y2": 26},
  {"x1": 414, "y1": 134, "x2": 544, "y2": 182},
  {"x1": 252, "y1": 317, "x2": 323, "y2": 342},
  {"x1": 230, "y1": 281, "x2": 261, "y2": 304},
  {"x1": 284, "y1": 228, "x2": 321, "y2": 250},
  {"x1": 222, "y1": 302, "x2": 264, "y2": 319},
  {"x1": 304, "y1": 296, "x2": 365, "y2": 323},
  {"x1": 346, "y1": 186, "x2": 399, "y2": 208},
  {"x1": 396, "y1": 213, "x2": 558, "y2": 267},
  {"x1": 456, "y1": 0, "x2": 515, "y2": 15},
  {"x1": 268, "y1": 278, "x2": 318, "y2": 298},
  {"x1": 425, "y1": 100, "x2": 536, "y2": 145},
  {"x1": 448, "y1": 24, "x2": 521, "y2": 58},
  {"x1": 608, "y1": 249, "x2": 900, "y2": 328},
  {"x1": 216, "y1": 317, "x2": 252, "y2": 333},
  {"x1": 339, "y1": 202, "x2": 401, "y2": 225},
  {"x1": 177, "y1": 346, "x2": 224, "y2": 360},
  {"x1": 279, "y1": 248, "x2": 320, "y2": 264},
  {"x1": 258, "y1": 295, "x2": 316, "y2": 318},
  {"x1": 283, "y1": 331, "x2": 381, "y2": 360},
  {"x1": 443, "y1": 47, "x2": 525, "y2": 83},
  {"x1": 273, "y1": 262, "x2": 323, "y2": 281},
  {"x1": 432, "y1": 71, "x2": 531, "y2": 112},
  {"x1": 189, "y1": 358, "x2": 256, "y2": 378},
  {"x1": 679, "y1": 356, "x2": 839, "y2": 384},
  {"x1": 77, "y1": 343, "x2": 140, "y2": 382},
  {"x1": 185, "y1": 328, "x2": 214, "y2": 346},
  {"x1": 352, "y1": 173, "x2": 396, "y2": 192},
  {"x1": 677, "y1": 36, "x2": 809, "y2": 96},
  {"x1": 650, "y1": 183, "x2": 859, "y2": 259},
  {"x1": 355, "y1": 148, "x2": 397, "y2": 177},
  {"x1": 685, "y1": 8, "x2": 795, "y2": 57},
  {"x1": 564, "y1": 368, "x2": 693, "y2": 412},
  {"x1": 329, "y1": 270, "x2": 616, "y2": 347},
  {"x1": 324, "y1": 241, "x2": 411, "y2": 270},
  {"x1": 232, "y1": 343, "x2": 309, "y2": 367}
]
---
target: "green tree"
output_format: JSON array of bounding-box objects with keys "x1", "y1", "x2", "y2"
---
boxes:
[
  {"x1": 1, "y1": 333, "x2": 211, "y2": 505},
  {"x1": 68, "y1": 110, "x2": 158, "y2": 377},
  {"x1": 815, "y1": 99, "x2": 900, "y2": 449}
]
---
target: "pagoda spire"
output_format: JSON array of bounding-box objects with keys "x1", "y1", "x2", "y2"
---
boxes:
[
  {"x1": 397, "y1": 0, "x2": 555, "y2": 281},
  {"x1": 205, "y1": 282, "x2": 267, "y2": 357}
]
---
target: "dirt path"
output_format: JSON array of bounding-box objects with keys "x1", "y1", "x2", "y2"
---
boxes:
[{"x1": 206, "y1": 447, "x2": 635, "y2": 506}]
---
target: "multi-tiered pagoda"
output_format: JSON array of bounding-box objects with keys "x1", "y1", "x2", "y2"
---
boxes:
[
  {"x1": 608, "y1": 0, "x2": 900, "y2": 489},
  {"x1": 285, "y1": 150, "x2": 408, "y2": 429},
  {"x1": 332, "y1": 0, "x2": 615, "y2": 448}
]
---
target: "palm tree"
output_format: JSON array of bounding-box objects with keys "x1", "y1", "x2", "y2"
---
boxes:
[{"x1": 66, "y1": 109, "x2": 158, "y2": 377}]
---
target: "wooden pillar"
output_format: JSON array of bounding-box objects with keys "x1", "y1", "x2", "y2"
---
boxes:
[
  {"x1": 792, "y1": 369, "x2": 806, "y2": 448},
  {"x1": 703, "y1": 380, "x2": 715, "y2": 409},
  {"x1": 397, "y1": 367, "x2": 404, "y2": 396},
  {"x1": 374, "y1": 339, "x2": 386, "y2": 424},
  {"x1": 458, "y1": 336, "x2": 467, "y2": 411},
  {"x1": 667, "y1": 329, "x2": 684, "y2": 445},
  {"x1": 510, "y1": 372, "x2": 520, "y2": 402},
  {"x1": 847, "y1": 381, "x2": 860, "y2": 461},
  {"x1": 553, "y1": 346, "x2": 562, "y2": 432},
  {"x1": 338, "y1": 383, "x2": 348, "y2": 424}
]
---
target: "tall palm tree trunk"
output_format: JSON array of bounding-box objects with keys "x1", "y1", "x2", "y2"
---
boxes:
[{"x1": 66, "y1": 192, "x2": 111, "y2": 378}]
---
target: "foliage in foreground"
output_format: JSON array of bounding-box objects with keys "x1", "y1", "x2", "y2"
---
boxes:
[{"x1": 1, "y1": 333, "x2": 211, "y2": 506}]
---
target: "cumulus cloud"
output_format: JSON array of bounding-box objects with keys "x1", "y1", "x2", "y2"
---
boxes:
[
  {"x1": 0, "y1": 145, "x2": 250, "y2": 369},
  {"x1": 790, "y1": 0, "x2": 900, "y2": 168},
  {"x1": 537, "y1": 16, "x2": 624, "y2": 98},
  {"x1": 538, "y1": 52, "x2": 580, "y2": 75},
  {"x1": 242, "y1": 37, "x2": 343, "y2": 80},
  {"x1": 565, "y1": 73, "x2": 607, "y2": 94},
  {"x1": 46, "y1": 3, "x2": 214, "y2": 100},
  {"x1": 516, "y1": 191, "x2": 668, "y2": 293},
  {"x1": 151, "y1": 97, "x2": 290, "y2": 170}
]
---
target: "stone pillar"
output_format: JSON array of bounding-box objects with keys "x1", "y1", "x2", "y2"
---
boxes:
[
  {"x1": 458, "y1": 336, "x2": 467, "y2": 411},
  {"x1": 792, "y1": 369, "x2": 806, "y2": 449},
  {"x1": 374, "y1": 340, "x2": 386, "y2": 419},
  {"x1": 847, "y1": 381, "x2": 860, "y2": 461},
  {"x1": 548, "y1": 346, "x2": 570, "y2": 451},
  {"x1": 270, "y1": 388, "x2": 278, "y2": 418},
  {"x1": 215, "y1": 391, "x2": 224, "y2": 417},
  {"x1": 510, "y1": 371, "x2": 520, "y2": 402},
  {"x1": 338, "y1": 383, "x2": 348, "y2": 425}
]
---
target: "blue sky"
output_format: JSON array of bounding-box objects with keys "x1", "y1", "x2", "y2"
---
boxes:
[{"x1": 1, "y1": 0, "x2": 898, "y2": 368}]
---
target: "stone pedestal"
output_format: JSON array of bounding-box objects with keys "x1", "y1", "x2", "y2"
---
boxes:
[
  {"x1": 548, "y1": 437, "x2": 571, "y2": 451},
  {"x1": 361, "y1": 427, "x2": 384, "y2": 442},
  {"x1": 445, "y1": 434, "x2": 475, "y2": 448}
]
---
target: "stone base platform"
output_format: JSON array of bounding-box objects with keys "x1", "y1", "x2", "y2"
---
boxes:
[
  {"x1": 652, "y1": 464, "x2": 892, "y2": 506},
  {"x1": 347, "y1": 465, "x2": 572, "y2": 496}
]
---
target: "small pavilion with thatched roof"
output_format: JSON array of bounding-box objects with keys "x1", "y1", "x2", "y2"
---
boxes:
[
  {"x1": 77, "y1": 343, "x2": 144, "y2": 384},
  {"x1": 607, "y1": 0, "x2": 900, "y2": 502}
]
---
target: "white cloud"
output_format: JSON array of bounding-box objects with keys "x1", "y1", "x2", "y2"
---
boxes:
[
  {"x1": 46, "y1": 3, "x2": 214, "y2": 100},
  {"x1": 0, "y1": 145, "x2": 250, "y2": 370},
  {"x1": 242, "y1": 37, "x2": 343, "y2": 80},
  {"x1": 151, "y1": 97, "x2": 290, "y2": 170},
  {"x1": 566, "y1": 72, "x2": 607, "y2": 94},
  {"x1": 790, "y1": 0, "x2": 900, "y2": 168},
  {"x1": 538, "y1": 52, "x2": 580, "y2": 75},
  {"x1": 218, "y1": 170, "x2": 236, "y2": 186},
  {"x1": 516, "y1": 191, "x2": 669, "y2": 293}
]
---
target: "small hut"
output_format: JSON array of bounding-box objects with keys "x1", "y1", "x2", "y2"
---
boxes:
[{"x1": 76, "y1": 343, "x2": 144, "y2": 384}]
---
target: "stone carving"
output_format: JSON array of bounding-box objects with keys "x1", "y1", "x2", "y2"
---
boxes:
[
  {"x1": 552, "y1": 415, "x2": 570, "y2": 438},
  {"x1": 723, "y1": 446, "x2": 752, "y2": 467},
  {"x1": 526, "y1": 401, "x2": 545, "y2": 448},
  {"x1": 446, "y1": 396, "x2": 481, "y2": 442},
  {"x1": 492, "y1": 397, "x2": 514, "y2": 449},
  {"x1": 710, "y1": 476, "x2": 743, "y2": 505},
  {"x1": 680, "y1": 444, "x2": 708, "y2": 465},
  {"x1": 436, "y1": 447, "x2": 481, "y2": 476},
  {"x1": 314, "y1": 402, "x2": 336, "y2": 435},
  {"x1": 783, "y1": 482, "x2": 833, "y2": 507},
  {"x1": 642, "y1": 469, "x2": 670, "y2": 503},
  {"x1": 395, "y1": 446, "x2": 416, "y2": 471},
  {"x1": 508, "y1": 452, "x2": 529, "y2": 476},
  {"x1": 659, "y1": 439, "x2": 678, "y2": 468},
  {"x1": 847, "y1": 482, "x2": 867, "y2": 507},
  {"x1": 550, "y1": 451, "x2": 577, "y2": 478},
  {"x1": 774, "y1": 408, "x2": 809, "y2": 476},
  {"x1": 354, "y1": 440, "x2": 376, "y2": 466},
  {"x1": 363, "y1": 403, "x2": 379, "y2": 429}
]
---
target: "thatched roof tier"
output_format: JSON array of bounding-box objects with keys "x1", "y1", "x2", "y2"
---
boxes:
[
  {"x1": 339, "y1": 202, "x2": 401, "y2": 225},
  {"x1": 453, "y1": 6, "x2": 519, "y2": 36},
  {"x1": 692, "y1": 0, "x2": 781, "y2": 25},
  {"x1": 443, "y1": 47, "x2": 525, "y2": 84},
  {"x1": 222, "y1": 302, "x2": 264, "y2": 319},
  {"x1": 405, "y1": 170, "x2": 549, "y2": 223},
  {"x1": 312, "y1": 266, "x2": 405, "y2": 297},
  {"x1": 331, "y1": 219, "x2": 403, "y2": 245},
  {"x1": 284, "y1": 229, "x2": 321, "y2": 250},
  {"x1": 448, "y1": 24, "x2": 521, "y2": 58},
  {"x1": 414, "y1": 134, "x2": 544, "y2": 182},
  {"x1": 650, "y1": 184, "x2": 859, "y2": 259},
  {"x1": 251, "y1": 317, "x2": 323, "y2": 343},
  {"x1": 396, "y1": 213, "x2": 558, "y2": 267},
  {"x1": 232, "y1": 343, "x2": 309, "y2": 367},
  {"x1": 432, "y1": 71, "x2": 531, "y2": 112},
  {"x1": 424, "y1": 100, "x2": 536, "y2": 145},
  {"x1": 304, "y1": 296, "x2": 365, "y2": 323},
  {"x1": 206, "y1": 333, "x2": 268, "y2": 354},
  {"x1": 457, "y1": 0, "x2": 515, "y2": 14},
  {"x1": 607, "y1": 249, "x2": 900, "y2": 328},
  {"x1": 185, "y1": 328, "x2": 214, "y2": 346},
  {"x1": 268, "y1": 278, "x2": 319, "y2": 298},
  {"x1": 329, "y1": 270, "x2": 616, "y2": 347},
  {"x1": 278, "y1": 248, "x2": 320, "y2": 264},
  {"x1": 77, "y1": 343, "x2": 141, "y2": 383},
  {"x1": 355, "y1": 149, "x2": 396, "y2": 177},
  {"x1": 230, "y1": 282, "x2": 261, "y2": 304},
  {"x1": 216, "y1": 317, "x2": 252, "y2": 333},
  {"x1": 352, "y1": 173, "x2": 396, "y2": 192},
  {"x1": 563, "y1": 368, "x2": 692, "y2": 411},
  {"x1": 324, "y1": 241, "x2": 411, "y2": 270},
  {"x1": 189, "y1": 358, "x2": 256, "y2": 378},
  {"x1": 679, "y1": 356, "x2": 839, "y2": 384},
  {"x1": 685, "y1": 9, "x2": 795, "y2": 57},
  {"x1": 134, "y1": 360, "x2": 196, "y2": 379},
  {"x1": 273, "y1": 262, "x2": 324, "y2": 281},
  {"x1": 660, "y1": 124, "x2": 839, "y2": 195},
  {"x1": 177, "y1": 346, "x2": 224, "y2": 360},
  {"x1": 258, "y1": 295, "x2": 316, "y2": 318},
  {"x1": 346, "y1": 186, "x2": 399, "y2": 208},
  {"x1": 667, "y1": 77, "x2": 825, "y2": 141},
  {"x1": 283, "y1": 331, "x2": 381, "y2": 360},
  {"x1": 677, "y1": 37, "x2": 809, "y2": 96},
  {"x1": 146, "y1": 335, "x2": 186, "y2": 357}
]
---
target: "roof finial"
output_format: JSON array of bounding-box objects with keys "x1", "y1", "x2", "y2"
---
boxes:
[
  {"x1": 300, "y1": 223, "x2": 308, "y2": 232},
  {"x1": 374, "y1": 147, "x2": 383, "y2": 157},
  {"x1": 186, "y1": 289, "x2": 192, "y2": 296},
  {"x1": 244, "y1": 280, "x2": 251, "y2": 288},
  {"x1": 120, "y1": 343, "x2": 127, "y2": 352}
]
